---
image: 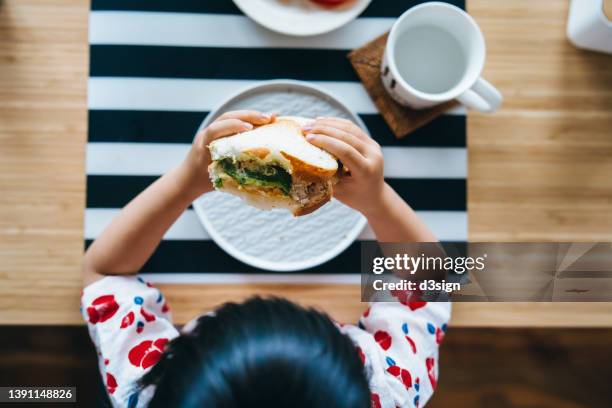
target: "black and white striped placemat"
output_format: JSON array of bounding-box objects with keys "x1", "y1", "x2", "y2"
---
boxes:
[{"x1": 86, "y1": 0, "x2": 467, "y2": 284}]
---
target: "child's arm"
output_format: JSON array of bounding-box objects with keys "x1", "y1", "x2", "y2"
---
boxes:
[
  {"x1": 304, "y1": 117, "x2": 437, "y2": 243},
  {"x1": 83, "y1": 111, "x2": 275, "y2": 286},
  {"x1": 306, "y1": 118, "x2": 449, "y2": 407},
  {"x1": 81, "y1": 111, "x2": 273, "y2": 407}
]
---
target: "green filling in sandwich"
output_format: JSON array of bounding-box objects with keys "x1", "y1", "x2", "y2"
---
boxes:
[{"x1": 218, "y1": 158, "x2": 292, "y2": 196}]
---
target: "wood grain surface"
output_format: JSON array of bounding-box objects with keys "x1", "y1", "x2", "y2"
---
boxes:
[
  {"x1": 3, "y1": 326, "x2": 612, "y2": 407},
  {"x1": 1, "y1": 0, "x2": 612, "y2": 327}
]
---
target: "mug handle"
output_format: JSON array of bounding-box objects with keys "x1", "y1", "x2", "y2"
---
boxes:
[{"x1": 456, "y1": 77, "x2": 503, "y2": 113}]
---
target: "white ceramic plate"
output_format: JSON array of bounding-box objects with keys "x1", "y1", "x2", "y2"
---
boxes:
[
  {"x1": 233, "y1": 0, "x2": 372, "y2": 37},
  {"x1": 193, "y1": 80, "x2": 368, "y2": 271}
]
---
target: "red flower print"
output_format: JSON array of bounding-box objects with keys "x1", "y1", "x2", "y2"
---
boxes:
[
  {"x1": 400, "y1": 368, "x2": 412, "y2": 389},
  {"x1": 391, "y1": 288, "x2": 425, "y2": 305},
  {"x1": 87, "y1": 295, "x2": 119, "y2": 324},
  {"x1": 406, "y1": 301, "x2": 427, "y2": 311},
  {"x1": 140, "y1": 307, "x2": 156, "y2": 322},
  {"x1": 106, "y1": 372, "x2": 117, "y2": 394},
  {"x1": 370, "y1": 392, "x2": 381, "y2": 408},
  {"x1": 128, "y1": 338, "x2": 168, "y2": 369},
  {"x1": 387, "y1": 364, "x2": 400, "y2": 376},
  {"x1": 374, "y1": 330, "x2": 392, "y2": 351},
  {"x1": 387, "y1": 364, "x2": 412, "y2": 389},
  {"x1": 401, "y1": 323, "x2": 417, "y2": 353},
  {"x1": 435, "y1": 327, "x2": 445, "y2": 345},
  {"x1": 104, "y1": 358, "x2": 109, "y2": 366},
  {"x1": 120, "y1": 311, "x2": 135, "y2": 329},
  {"x1": 161, "y1": 302, "x2": 170, "y2": 313},
  {"x1": 363, "y1": 307, "x2": 370, "y2": 318},
  {"x1": 426, "y1": 357, "x2": 437, "y2": 390},
  {"x1": 356, "y1": 347, "x2": 366, "y2": 365},
  {"x1": 405, "y1": 336, "x2": 417, "y2": 354}
]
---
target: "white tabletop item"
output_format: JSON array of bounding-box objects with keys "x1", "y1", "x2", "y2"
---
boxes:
[
  {"x1": 232, "y1": 0, "x2": 371, "y2": 37},
  {"x1": 567, "y1": 0, "x2": 612, "y2": 54},
  {"x1": 381, "y1": 2, "x2": 502, "y2": 113},
  {"x1": 193, "y1": 80, "x2": 367, "y2": 271}
]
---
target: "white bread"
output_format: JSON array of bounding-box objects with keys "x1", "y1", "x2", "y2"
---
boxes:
[
  {"x1": 208, "y1": 116, "x2": 340, "y2": 216},
  {"x1": 209, "y1": 116, "x2": 338, "y2": 174}
]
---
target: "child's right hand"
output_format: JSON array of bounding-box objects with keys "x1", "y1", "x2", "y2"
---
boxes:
[{"x1": 303, "y1": 117, "x2": 386, "y2": 217}]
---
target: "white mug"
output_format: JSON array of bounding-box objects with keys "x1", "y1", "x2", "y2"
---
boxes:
[{"x1": 381, "y1": 2, "x2": 502, "y2": 112}]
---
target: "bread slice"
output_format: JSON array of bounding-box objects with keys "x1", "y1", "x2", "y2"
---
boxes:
[{"x1": 208, "y1": 116, "x2": 339, "y2": 216}]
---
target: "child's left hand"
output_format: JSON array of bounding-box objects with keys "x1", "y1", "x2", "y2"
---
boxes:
[
  {"x1": 181, "y1": 110, "x2": 276, "y2": 196},
  {"x1": 303, "y1": 117, "x2": 385, "y2": 217}
]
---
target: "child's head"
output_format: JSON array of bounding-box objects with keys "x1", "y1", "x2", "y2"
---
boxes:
[{"x1": 140, "y1": 297, "x2": 370, "y2": 408}]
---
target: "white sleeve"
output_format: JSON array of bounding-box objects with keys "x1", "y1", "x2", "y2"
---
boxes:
[
  {"x1": 341, "y1": 300, "x2": 451, "y2": 408},
  {"x1": 81, "y1": 276, "x2": 179, "y2": 408}
]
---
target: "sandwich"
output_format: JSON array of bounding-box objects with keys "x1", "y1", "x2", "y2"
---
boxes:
[{"x1": 208, "y1": 116, "x2": 340, "y2": 216}]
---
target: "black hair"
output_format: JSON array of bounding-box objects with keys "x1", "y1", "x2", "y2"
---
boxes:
[{"x1": 139, "y1": 297, "x2": 370, "y2": 408}]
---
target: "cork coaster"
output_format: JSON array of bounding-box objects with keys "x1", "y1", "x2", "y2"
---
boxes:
[{"x1": 348, "y1": 32, "x2": 458, "y2": 139}]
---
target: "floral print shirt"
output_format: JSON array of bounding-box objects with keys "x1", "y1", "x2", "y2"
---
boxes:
[{"x1": 82, "y1": 276, "x2": 450, "y2": 408}]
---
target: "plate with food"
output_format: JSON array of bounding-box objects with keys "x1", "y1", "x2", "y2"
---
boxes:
[
  {"x1": 193, "y1": 80, "x2": 368, "y2": 271},
  {"x1": 233, "y1": 0, "x2": 372, "y2": 36}
]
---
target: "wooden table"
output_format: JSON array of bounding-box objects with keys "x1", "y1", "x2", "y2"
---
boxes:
[{"x1": 1, "y1": 0, "x2": 611, "y2": 327}]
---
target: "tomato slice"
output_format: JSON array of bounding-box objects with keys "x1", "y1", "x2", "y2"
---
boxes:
[{"x1": 310, "y1": 0, "x2": 349, "y2": 6}]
